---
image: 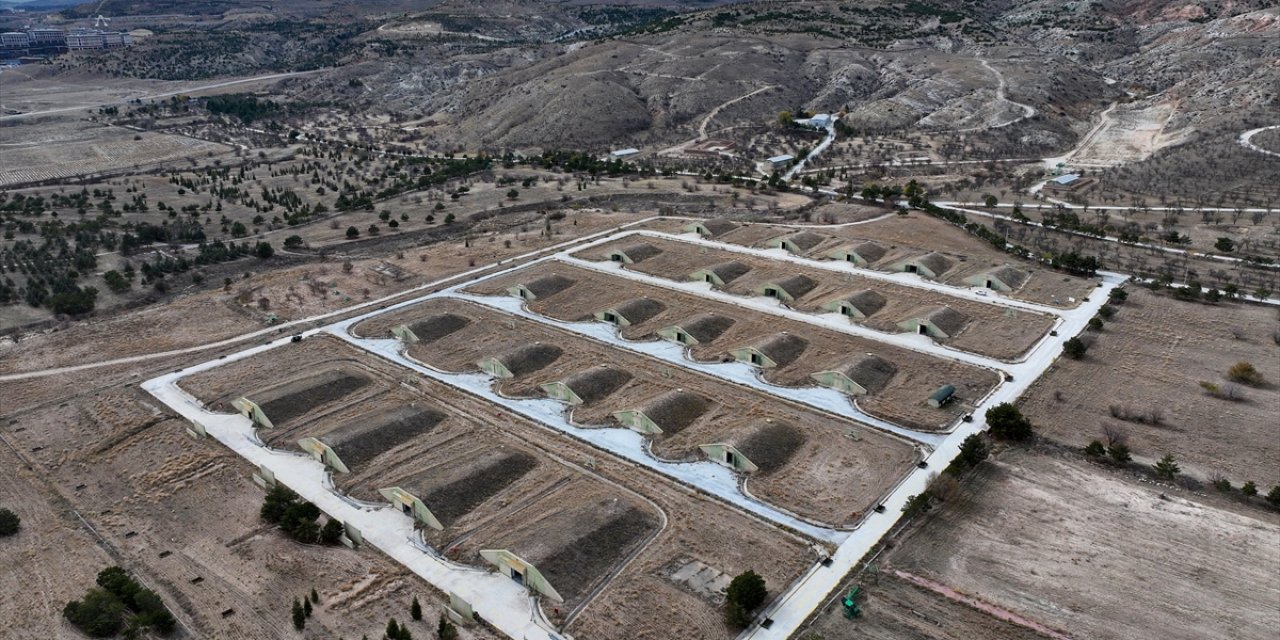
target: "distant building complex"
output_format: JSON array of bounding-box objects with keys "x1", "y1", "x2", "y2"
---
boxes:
[{"x1": 1, "y1": 26, "x2": 132, "y2": 59}]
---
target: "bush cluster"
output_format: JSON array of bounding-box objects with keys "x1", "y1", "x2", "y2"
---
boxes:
[{"x1": 64, "y1": 567, "x2": 176, "y2": 638}]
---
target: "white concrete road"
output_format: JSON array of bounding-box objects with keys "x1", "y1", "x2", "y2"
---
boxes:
[
  {"x1": 133, "y1": 224, "x2": 1122, "y2": 640},
  {"x1": 1239, "y1": 125, "x2": 1280, "y2": 158}
]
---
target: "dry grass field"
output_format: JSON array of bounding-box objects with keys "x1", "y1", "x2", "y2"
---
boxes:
[
  {"x1": 0, "y1": 375, "x2": 482, "y2": 640},
  {"x1": 1020, "y1": 288, "x2": 1280, "y2": 487},
  {"x1": 0, "y1": 119, "x2": 232, "y2": 187},
  {"x1": 801, "y1": 571, "x2": 1047, "y2": 640},
  {"x1": 456, "y1": 263, "x2": 1002, "y2": 432},
  {"x1": 174, "y1": 333, "x2": 817, "y2": 637},
  {"x1": 713, "y1": 215, "x2": 1101, "y2": 308},
  {"x1": 891, "y1": 449, "x2": 1280, "y2": 640},
  {"x1": 352, "y1": 299, "x2": 918, "y2": 524},
  {"x1": 578, "y1": 235, "x2": 1057, "y2": 360}
]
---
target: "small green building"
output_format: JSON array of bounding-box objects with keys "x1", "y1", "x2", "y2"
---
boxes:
[
  {"x1": 821, "y1": 289, "x2": 887, "y2": 320},
  {"x1": 541, "y1": 366, "x2": 633, "y2": 405},
  {"x1": 928, "y1": 384, "x2": 957, "y2": 408},
  {"x1": 689, "y1": 260, "x2": 751, "y2": 287},
  {"x1": 594, "y1": 298, "x2": 667, "y2": 327},
  {"x1": 731, "y1": 332, "x2": 808, "y2": 368},
  {"x1": 657, "y1": 313, "x2": 736, "y2": 346},
  {"x1": 766, "y1": 231, "x2": 827, "y2": 255},
  {"x1": 754, "y1": 274, "x2": 817, "y2": 302},
  {"x1": 827, "y1": 241, "x2": 886, "y2": 266},
  {"x1": 897, "y1": 306, "x2": 968, "y2": 339}
]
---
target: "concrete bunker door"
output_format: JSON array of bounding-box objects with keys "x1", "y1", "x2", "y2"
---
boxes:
[
  {"x1": 917, "y1": 324, "x2": 928, "y2": 335},
  {"x1": 610, "y1": 253, "x2": 623, "y2": 262},
  {"x1": 750, "y1": 352, "x2": 763, "y2": 366},
  {"x1": 905, "y1": 264, "x2": 918, "y2": 274},
  {"x1": 725, "y1": 449, "x2": 738, "y2": 468},
  {"x1": 764, "y1": 287, "x2": 779, "y2": 298},
  {"x1": 510, "y1": 567, "x2": 524, "y2": 586},
  {"x1": 401, "y1": 502, "x2": 412, "y2": 516},
  {"x1": 603, "y1": 312, "x2": 617, "y2": 323},
  {"x1": 985, "y1": 279, "x2": 995, "y2": 289}
]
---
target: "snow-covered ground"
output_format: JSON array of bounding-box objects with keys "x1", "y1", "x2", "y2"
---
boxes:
[{"x1": 141, "y1": 225, "x2": 1124, "y2": 640}]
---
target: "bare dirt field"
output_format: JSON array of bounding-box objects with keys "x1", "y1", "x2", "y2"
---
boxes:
[
  {"x1": 712, "y1": 214, "x2": 1099, "y2": 308},
  {"x1": 1069, "y1": 101, "x2": 1186, "y2": 168},
  {"x1": 0, "y1": 376, "x2": 488, "y2": 640},
  {"x1": 459, "y1": 261, "x2": 1001, "y2": 431},
  {"x1": 1020, "y1": 287, "x2": 1280, "y2": 487},
  {"x1": 171, "y1": 333, "x2": 819, "y2": 637},
  {"x1": 578, "y1": 235, "x2": 1057, "y2": 360},
  {"x1": 801, "y1": 570, "x2": 1046, "y2": 640},
  {"x1": 0, "y1": 118, "x2": 232, "y2": 187},
  {"x1": 891, "y1": 449, "x2": 1280, "y2": 640},
  {"x1": 0, "y1": 293, "x2": 260, "y2": 373},
  {"x1": 354, "y1": 299, "x2": 918, "y2": 524}
]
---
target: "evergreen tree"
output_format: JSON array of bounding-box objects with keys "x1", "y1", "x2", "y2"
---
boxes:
[
  {"x1": 291, "y1": 599, "x2": 305, "y2": 631},
  {"x1": 985, "y1": 403, "x2": 1033, "y2": 441},
  {"x1": 1153, "y1": 454, "x2": 1180, "y2": 479},
  {"x1": 410, "y1": 596, "x2": 421, "y2": 621}
]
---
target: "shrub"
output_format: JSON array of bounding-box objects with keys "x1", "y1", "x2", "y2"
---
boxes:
[
  {"x1": 438, "y1": 614, "x2": 459, "y2": 640},
  {"x1": 1087, "y1": 317, "x2": 1104, "y2": 332},
  {"x1": 1268, "y1": 486, "x2": 1280, "y2": 508},
  {"x1": 902, "y1": 491, "x2": 934, "y2": 518},
  {"x1": 346, "y1": 226, "x2": 360, "y2": 239},
  {"x1": 949, "y1": 434, "x2": 989, "y2": 474},
  {"x1": 1083, "y1": 441, "x2": 1106, "y2": 457},
  {"x1": 66, "y1": 567, "x2": 175, "y2": 637},
  {"x1": 1108, "y1": 288, "x2": 1127, "y2": 303},
  {"x1": 1241, "y1": 481, "x2": 1258, "y2": 498},
  {"x1": 725, "y1": 600, "x2": 751, "y2": 628},
  {"x1": 1062, "y1": 337, "x2": 1088, "y2": 359},
  {"x1": 64, "y1": 589, "x2": 127, "y2": 637},
  {"x1": 1097, "y1": 304, "x2": 1116, "y2": 319},
  {"x1": 1212, "y1": 477, "x2": 1232, "y2": 492},
  {"x1": 1227, "y1": 361, "x2": 1264, "y2": 386},
  {"x1": 1153, "y1": 454, "x2": 1180, "y2": 479},
  {"x1": 319, "y1": 519, "x2": 344, "y2": 545},
  {"x1": 1108, "y1": 443, "x2": 1132, "y2": 464},
  {"x1": 283, "y1": 235, "x2": 304, "y2": 249},
  {"x1": 985, "y1": 403, "x2": 1033, "y2": 441},
  {"x1": 0, "y1": 508, "x2": 19, "y2": 536},
  {"x1": 727, "y1": 570, "x2": 768, "y2": 612}
]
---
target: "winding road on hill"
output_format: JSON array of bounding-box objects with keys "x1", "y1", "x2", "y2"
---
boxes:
[
  {"x1": 954, "y1": 58, "x2": 1037, "y2": 133},
  {"x1": 1240, "y1": 125, "x2": 1280, "y2": 158}
]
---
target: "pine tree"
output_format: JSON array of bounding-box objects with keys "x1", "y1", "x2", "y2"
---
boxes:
[
  {"x1": 291, "y1": 599, "x2": 305, "y2": 631},
  {"x1": 310, "y1": 588, "x2": 320, "y2": 604},
  {"x1": 303, "y1": 597, "x2": 313, "y2": 618},
  {"x1": 386, "y1": 618, "x2": 399, "y2": 639},
  {"x1": 1153, "y1": 454, "x2": 1180, "y2": 479},
  {"x1": 410, "y1": 596, "x2": 421, "y2": 621},
  {"x1": 437, "y1": 615, "x2": 458, "y2": 640}
]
